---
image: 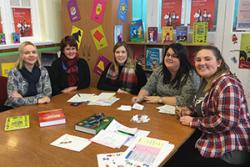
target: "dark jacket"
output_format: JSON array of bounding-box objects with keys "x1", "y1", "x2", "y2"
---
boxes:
[{"x1": 50, "y1": 58, "x2": 90, "y2": 96}]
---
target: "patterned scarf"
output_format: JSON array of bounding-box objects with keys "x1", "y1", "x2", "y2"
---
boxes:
[
  {"x1": 106, "y1": 63, "x2": 138, "y2": 93},
  {"x1": 61, "y1": 54, "x2": 79, "y2": 87}
]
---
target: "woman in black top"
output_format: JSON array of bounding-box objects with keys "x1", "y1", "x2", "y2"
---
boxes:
[
  {"x1": 51, "y1": 36, "x2": 90, "y2": 96},
  {"x1": 97, "y1": 41, "x2": 147, "y2": 95}
]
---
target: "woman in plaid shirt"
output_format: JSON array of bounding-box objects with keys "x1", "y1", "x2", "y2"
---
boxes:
[{"x1": 166, "y1": 45, "x2": 250, "y2": 166}]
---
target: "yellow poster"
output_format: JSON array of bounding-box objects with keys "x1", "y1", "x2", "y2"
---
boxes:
[
  {"x1": 1, "y1": 62, "x2": 15, "y2": 77},
  {"x1": 71, "y1": 25, "x2": 83, "y2": 49},
  {"x1": 90, "y1": 25, "x2": 108, "y2": 50}
]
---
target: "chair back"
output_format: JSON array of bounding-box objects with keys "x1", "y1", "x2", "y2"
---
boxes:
[{"x1": 0, "y1": 76, "x2": 8, "y2": 105}]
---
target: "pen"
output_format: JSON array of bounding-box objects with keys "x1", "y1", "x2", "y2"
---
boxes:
[
  {"x1": 117, "y1": 130, "x2": 135, "y2": 136},
  {"x1": 77, "y1": 93, "x2": 81, "y2": 97}
]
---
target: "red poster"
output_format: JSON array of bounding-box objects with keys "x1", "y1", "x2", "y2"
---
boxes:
[
  {"x1": 161, "y1": 0, "x2": 182, "y2": 28},
  {"x1": 12, "y1": 8, "x2": 33, "y2": 37},
  {"x1": 190, "y1": 0, "x2": 215, "y2": 30}
]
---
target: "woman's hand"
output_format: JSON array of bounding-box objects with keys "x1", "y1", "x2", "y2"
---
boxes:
[
  {"x1": 179, "y1": 116, "x2": 193, "y2": 126},
  {"x1": 176, "y1": 106, "x2": 192, "y2": 117},
  {"x1": 38, "y1": 96, "x2": 51, "y2": 104},
  {"x1": 117, "y1": 89, "x2": 129, "y2": 94},
  {"x1": 144, "y1": 96, "x2": 161, "y2": 103},
  {"x1": 11, "y1": 91, "x2": 23, "y2": 98},
  {"x1": 131, "y1": 96, "x2": 144, "y2": 104},
  {"x1": 61, "y1": 86, "x2": 77, "y2": 93}
]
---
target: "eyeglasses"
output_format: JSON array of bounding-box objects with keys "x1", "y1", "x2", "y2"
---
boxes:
[{"x1": 166, "y1": 53, "x2": 178, "y2": 59}]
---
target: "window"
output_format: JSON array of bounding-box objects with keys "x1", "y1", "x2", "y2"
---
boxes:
[{"x1": 0, "y1": 0, "x2": 40, "y2": 45}]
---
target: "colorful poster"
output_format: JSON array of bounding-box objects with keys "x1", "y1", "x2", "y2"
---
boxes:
[
  {"x1": 93, "y1": 55, "x2": 110, "y2": 76},
  {"x1": 237, "y1": 0, "x2": 250, "y2": 30},
  {"x1": 161, "y1": 0, "x2": 182, "y2": 28},
  {"x1": 12, "y1": 8, "x2": 33, "y2": 37},
  {"x1": 0, "y1": 10, "x2": 2, "y2": 33},
  {"x1": 71, "y1": 25, "x2": 83, "y2": 49},
  {"x1": 239, "y1": 34, "x2": 250, "y2": 69},
  {"x1": 0, "y1": 33, "x2": 6, "y2": 44},
  {"x1": 91, "y1": 0, "x2": 106, "y2": 24},
  {"x1": 67, "y1": 0, "x2": 81, "y2": 22},
  {"x1": 114, "y1": 25, "x2": 123, "y2": 44},
  {"x1": 190, "y1": 0, "x2": 215, "y2": 30},
  {"x1": 118, "y1": 0, "x2": 128, "y2": 22},
  {"x1": 192, "y1": 22, "x2": 208, "y2": 44},
  {"x1": 1, "y1": 62, "x2": 15, "y2": 77},
  {"x1": 91, "y1": 25, "x2": 108, "y2": 50}
]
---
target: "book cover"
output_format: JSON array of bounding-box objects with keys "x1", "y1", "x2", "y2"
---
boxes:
[
  {"x1": 192, "y1": 22, "x2": 208, "y2": 44},
  {"x1": 161, "y1": 26, "x2": 173, "y2": 43},
  {"x1": 91, "y1": 0, "x2": 107, "y2": 24},
  {"x1": 0, "y1": 33, "x2": 6, "y2": 44},
  {"x1": 5, "y1": 115, "x2": 30, "y2": 131},
  {"x1": 145, "y1": 48, "x2": 163, "y2": 70},
  {"x1": 147, "y1": 27, "x2": 158, "y2": 43},
  {"x1": 176, "y1": 26, "x2": 188, "y2": 43},
  {"x1": 38, "y1": 109, "x2": 66, "y2": 127},
  {"x1": 75, "y1": 113, "x2": 114, "y2": 134},
  {"x1": 90, "y1": 25, "x2": 108, "y2": 50},
  {"x1": 93, "y1": 55, "x2": 111, "y2": 76},
  {"x1": 114, "y1": 25, "x2": 123, "y2": 44},
  {"x1": 1, "y1": 62, "x2": 15, "y2": 77},
  {"x1": 12, "y1": 32, "x2": 20, "y2": 43},
  {"x1": 130, "y1": 19, "x2": 144, "y2": 42},
  {"x1": 118, "y1": 0, "x2": 128, "y2": 22},
  {"x1": 67, "y1": 0, "x2": 81, "y2": 22}
]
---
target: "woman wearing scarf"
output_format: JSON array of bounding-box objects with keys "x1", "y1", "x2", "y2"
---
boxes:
[
  {"x1": 5, "y1": 41, "x2": 52, "y2": 107},
  {"x1": 51, "y1": 36, "x2": 90, "y2": 96},
  {"x1": 97, "y1": 41, "x2": 147, "y2": 95}
]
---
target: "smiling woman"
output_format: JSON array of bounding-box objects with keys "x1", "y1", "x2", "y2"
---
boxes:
[{"x1": 4, "y1": 41, "x2": 52, "y2": 108}]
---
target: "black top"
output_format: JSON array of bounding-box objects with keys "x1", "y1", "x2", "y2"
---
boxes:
[
  {"x1": 97, "y1": 63, "x2": 147, "y2": 95},
  {"x1": 50, "y1": 58, "x2": 90, "y2": 96}
]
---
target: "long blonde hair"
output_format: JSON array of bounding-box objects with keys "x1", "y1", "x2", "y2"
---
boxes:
[
  {"x1": 112, "y1": 41, "x2": 136, "y2": 73},
  {"x1": 15, "y1": 41, "x2": 41, "y2": 69},
  {"x1": 196, "y1": 45, "x2": 230, "y2": 93}
]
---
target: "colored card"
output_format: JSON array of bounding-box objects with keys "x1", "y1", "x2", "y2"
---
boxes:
[
  {"x1": 94, "y1": 55, "x2": 110, "y2": 76},
  {"x1": 12, "y1": 8, "x2": 33, "y2": 37},
  {"x1": 91, "y1": 25, "x2": 108, "y2": 50},
  {"x1": 1, "y1": 62, "x2": 15, "y2": 77},
  {"x1": 91, "y1": 0, "x2": 106, "y2": 24},
  {"x1": 71, "y1": 25, "x2": 83, "y2": 49},
  {"x1": 67, "y1": 0, "x2": 81, "y2": 22},
  {"x1": 114, "y1": 25, "x2": 123, "y2": 44},
  {"x1": 161, "y1": 0, "x2": 182, "y2": 28},
  {"x1": 118, "y1": 0, "x2": 128, "y2": 22},
  {"x1": 239, "y1": 34, "x2": 250, "y2": 69},
  {"x1": 190, "y1": 0, "x2": 215, "y2": 30},
  {"x1": 5, "y1": 115, "x2": 30, "y2": 131}
]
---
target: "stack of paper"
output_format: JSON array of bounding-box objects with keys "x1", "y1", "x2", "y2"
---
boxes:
[
  {"x1": 97, "y1": 152, "x2": 124, "y2": 167},
  {"x1": 67, "y1": 93, "x2": 95, "y2": 103},
  {"x1": 157, "y1": 104, "x2": 176, "y2": 115}
]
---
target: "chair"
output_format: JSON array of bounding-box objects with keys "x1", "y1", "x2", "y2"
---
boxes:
[{"x1": 0, "y1": 76, "x2": 12, "y2": 112}]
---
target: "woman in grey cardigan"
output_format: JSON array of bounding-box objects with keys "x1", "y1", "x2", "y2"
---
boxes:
[
  {"x1": 5, "y1": 41, "x2": 52, "y2": 108},
  {"x1": 132, "y1": 43, "x2": 200, "y2": 106}
]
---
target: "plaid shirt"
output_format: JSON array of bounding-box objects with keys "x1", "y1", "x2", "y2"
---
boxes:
[{"x1": 190, "y1": 73, "x2": 250, "y2": 158}]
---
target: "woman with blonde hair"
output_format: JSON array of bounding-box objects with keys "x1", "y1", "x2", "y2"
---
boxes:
[
  {"x1": 97, "y1": 41, "x2": 147, "y2": 95},
  {"x1": 5, "y1": 41, "x2": 52, "y2": 107}
]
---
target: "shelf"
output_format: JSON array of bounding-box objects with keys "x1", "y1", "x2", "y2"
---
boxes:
[{"x1": 126, "y1": 41, "x2": 208, "y2": 47}]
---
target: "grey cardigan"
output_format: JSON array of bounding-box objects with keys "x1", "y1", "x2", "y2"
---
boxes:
[{"x1": 5, "y1": 67, "x2": 52, "y2": 107}]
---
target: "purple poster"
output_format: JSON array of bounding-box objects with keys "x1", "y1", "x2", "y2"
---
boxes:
[
  {"x1": 67, "y1": 0, "x2": 81, "y2": 22},
  {"x1": 94, "y1": 55, "x2": 111, "y2": 76}
]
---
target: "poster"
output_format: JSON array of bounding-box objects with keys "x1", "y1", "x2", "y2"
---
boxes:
[
  {"x1": 0, "y1": 9, "x2": 2, "y2": 33},
  {"x1": 1, "y1": 62, "x2": 15, "y2": 77},
  {"x1": 239, "y1": 33, "x2": 250, "y2": 69},
  {"x1": 237, "y1": 0, "x2": 250, "y2": 30},
  {"x1": 190, "y1": 0, "x2": 215, "y2": 30},
  {"x1": 71, "y1": 25, "x2": 83, "y2": 49},
  {"x1": 118, "y1": 0, "x2": 128, "y2": 22},
  {"x1": 161, "y1": 0, "x2": 182, "y2": 28},
  {"x1": 12, "y1": 8, "x2": 33, "y2": 37},
  {"x1": 91, "y1": 0, "x2": 106, "y2": 24},
  {"x1": 90, "y1": 25, "x2": 108, "y2": 50},
  {"x1": 114, "y1": 25, "x2": 123, "y2": 44},
  {"x1": 93, "y1": 55, "x2": 110, "y2": 76},
  {"x1": 67, "y1": 0, "x2": 81, "y2": 22}
]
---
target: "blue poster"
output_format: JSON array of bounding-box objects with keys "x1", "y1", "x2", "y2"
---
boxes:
[{"x1": 118, "y1": 0, "x2": 128, "y2": 22}]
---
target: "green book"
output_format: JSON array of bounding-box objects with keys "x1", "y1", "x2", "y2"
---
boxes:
[
  {"x1": 5, "y1": 115, "x2": 30, "y2": 131},
  {"x1": 75, "y1": 113, "x2": 114, "y2": 134}
]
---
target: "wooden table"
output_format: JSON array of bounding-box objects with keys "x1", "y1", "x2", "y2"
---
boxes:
[{"x1": 0, "y1": 88, "x2": 194, "y2": 167}]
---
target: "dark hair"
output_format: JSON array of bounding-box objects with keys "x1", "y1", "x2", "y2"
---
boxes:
[
  {"x1": 113, "y1": 41, "x2": 130, "y2": 56},
  {"x1": 162, "y1": 43, "x2": 193, "y2": 88},
  {"x1": 60, "y1": 35, "x2": 78, "y2": 53}
]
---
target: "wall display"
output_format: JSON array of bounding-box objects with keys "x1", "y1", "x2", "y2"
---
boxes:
[
  {"x1": 161, "y1": 0, "x2": 182, "y2": 28},
  {"x1": 190, "y1": 0, "x2": 215, "y2": 30},
  {"x1": 239, "y1": 33, "x2": 250, "y2": 69},
  {"x1": 67, "y1": 0, "x2": 81, "y2": 22},
  {"x1": 93, "y1": 55, "x2": 110, "y2": 76},
  {"x1": 114, "y1": 25, "x2": 123, "y2": 44},
  {"x1": 90, "y1": 25, "x2": 108, "y2": 50},
  {"x1": 12, "y1": 8, "x2": 33, "y2": 37},
  {"x1": 71, "y1": 25, "x2": 83, "y2": 49},
  {"x1": 236, "y1": 0, "x2": 250, "y2": 30},
  {"x1": 91, "y1": 0, "x2": 107, "y2": 24},
  {"x1": 118, "y1": 0, "x2": 128, "y2": 22}
]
